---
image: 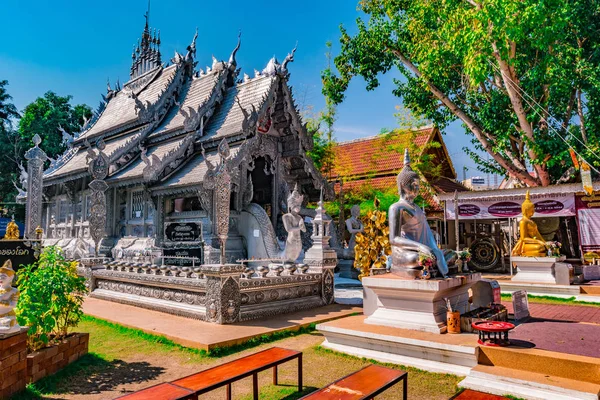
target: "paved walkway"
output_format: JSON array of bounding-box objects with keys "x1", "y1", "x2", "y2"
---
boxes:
[
  {"x1": 83, "y1": 298, "x2": 361, "y2": 351},
  {"x1": 502, "y1": 302, "x2": 600, "y2": 324}
]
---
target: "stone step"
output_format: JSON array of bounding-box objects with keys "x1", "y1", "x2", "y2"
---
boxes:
[
  {"x1": 498, "y1": 281, "x2": 581, "y2": 297},
  {"x1": 317, "y1": 315, "x2": 478, "y2": 376},
  {"x1": 460, "y1": 365, "x2": 600, "y2": 400},
  {"x1": 478, "y1": 345, "x2": 600, "y2": 384}
]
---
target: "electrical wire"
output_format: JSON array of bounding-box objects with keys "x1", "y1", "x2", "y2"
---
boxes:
[{"x1": 487, "y1": 60, "x2": 600, "y2": 175}]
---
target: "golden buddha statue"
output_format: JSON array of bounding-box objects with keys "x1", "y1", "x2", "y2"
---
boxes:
[
  {"x1": 511, "y1": 191, "x2": 547, "y2": 257},
  {"x1": 3, "y1": 217, "x2": 20, "y2": 240}
]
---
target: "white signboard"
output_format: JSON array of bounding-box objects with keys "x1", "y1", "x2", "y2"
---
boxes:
[
  {"x1": 512, "y1": 290, "x2": 530, "y2": 322},
  {"x1": 578, "y1": 208, "x2": 600, "y2": 251}
]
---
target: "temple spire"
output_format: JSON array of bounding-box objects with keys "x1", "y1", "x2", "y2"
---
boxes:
[{"x1": 130, "y1": 2, "x2": 161, "y2": 80}]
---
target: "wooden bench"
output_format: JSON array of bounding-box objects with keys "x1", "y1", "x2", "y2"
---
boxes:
[
  {"x1": 299, "y1": 364, "x2": 407, "y2": 400},
  {"x1": 115, "y1": 347, "x2": 302, "y2": 400},
  {"x1": 114, "y1": 382, "x2": 196, "y2": 400}
]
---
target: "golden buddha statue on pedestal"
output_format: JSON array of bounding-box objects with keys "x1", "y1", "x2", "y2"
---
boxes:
[
  {"x1": 511, "y1": 191, "x2": 547, "y2": 257},
  {"x1": 3, "y1": 217, "x2": 19, "y2": 240}
]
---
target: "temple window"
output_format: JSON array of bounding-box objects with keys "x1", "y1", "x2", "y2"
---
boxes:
[
  {"x1": 75, "y1": 194, "x2": 83, "y2": 221},
  {"x1": 171, "y1": 197, "x2": 202, "y2": 214},
  {"x1": 58, "y1": 198, "x2": 69, "y2": 223},
  {"x1": 131, "y1": 190, "x2": 145, "y2": 219},
  {"x1": 49, "y1": 202, "x2": 56, "y2": 223}
]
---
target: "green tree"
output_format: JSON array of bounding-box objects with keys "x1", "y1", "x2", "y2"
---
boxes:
[
  {"x1": 0, "y1": 80, "x2": 19, "y2": 129},
  {"x1": 323, "y1": 0, "x2": 600, "y2": 186},
  {"x1": 0, "y1": 80, "x2": 22, "y2": 204},
  {"x1": 18, "y1": 91, "x2": 92, "y2": 161}
]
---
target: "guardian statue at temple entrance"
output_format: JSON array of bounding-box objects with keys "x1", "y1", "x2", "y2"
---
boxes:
[
  {"x1": 389, "y1": 149, "x2": 448, "y2": 278},
  {"x1": 344, "y1": 205, "x2": 364, "y2": 259},
  {"x1": 282, "y1": 184, "x2": 306, "y2": 263}
]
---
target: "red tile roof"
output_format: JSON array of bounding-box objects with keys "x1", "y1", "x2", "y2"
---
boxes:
[
  {"x1": 328, "y1": 126, "x2": 468, "y2": 212},
  {"x1": 330, "y1": 126, "x2": 433, "y2": 180}
]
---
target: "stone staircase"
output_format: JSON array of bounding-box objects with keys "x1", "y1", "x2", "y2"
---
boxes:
[{"x1": 460, "y1": 345, "x2": 600, "y2": 400}]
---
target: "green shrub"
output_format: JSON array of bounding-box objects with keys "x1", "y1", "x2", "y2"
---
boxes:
[{"x1": 16, "y1": 246, "x2": 87, "y2": 351}]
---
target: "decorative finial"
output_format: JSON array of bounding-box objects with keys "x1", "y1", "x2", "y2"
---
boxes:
[
  {"x1": 33, "y1": 134, "x2": 41, "y2": 147},
  {"x1": 525, "y1": 190, "x2": 531, "y2": 201},
  {"x1": 228, "y1": 30, "x2": 242, "y2": 68},
  {"x1": 144, "y1": 0, "x2": 150, "y2": 29},
  {"x1": 403, "y1": 148, "x2": 410, "y2": 166},
  {"x1": 281, "y1": 42, "x2": 298, "y2": 74},
  {"x1": 217, "y1": 138, "x2": 230, "y2": 160}
]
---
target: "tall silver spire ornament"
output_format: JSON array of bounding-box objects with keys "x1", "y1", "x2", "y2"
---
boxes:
[
  {"x1": 86, "y1": 139, "x2": 109, "y2": 256},
  {"x1": 203, "y1": 139, "x2": 235, "y2": 264},
  {"x1": 24, "y1": 134, "x2": 48, "y2": 238}
]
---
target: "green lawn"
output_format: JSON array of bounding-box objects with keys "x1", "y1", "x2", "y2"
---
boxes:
[
  {"x1": 14, "y1": 315, "x2": 464, "y2": 400},
  {"x1": 501, "y1": 293, "x2": 600, "y2": 307}
]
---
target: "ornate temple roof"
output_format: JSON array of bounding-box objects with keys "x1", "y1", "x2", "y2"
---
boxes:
[
  {"x1": 203, "y1": 75, "x2": 275, "y2": 140},
  {"x1": 151, "y1": 151, "x2": 223, "y2": 195},
  {"x1": 107, "y1": 136, "x2": 188, "y2": 185},
  {"x1": 45, "y1": 130, "x2": 143, "y2": 184},
  {"x1": 148, "y1": 69, "x2": 225, "y2": 140},
  {"x1": 78, "y1": 65, "x2": 178, "y2": 141},
  {"x1": 42, "y1": 19, "x2": 328, "y2": 197}
]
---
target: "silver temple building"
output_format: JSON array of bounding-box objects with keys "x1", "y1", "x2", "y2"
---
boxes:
[{"x1": 39, "y1": 17, "x2": 337, "y2": 323}]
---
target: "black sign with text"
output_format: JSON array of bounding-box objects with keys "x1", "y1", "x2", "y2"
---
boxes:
[
  {"x1": 165, "y1": 222, "x2": 201, "y2": 242},
  {"x1": 163, "y1": 248, "x2": 203, "y2": 266},
  {"x1": 0, "y1": 240, "x2": 39, "y2": 271}
]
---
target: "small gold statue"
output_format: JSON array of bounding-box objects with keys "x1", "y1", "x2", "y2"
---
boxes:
[
  {"x1": 3, "y1": 217, "x2": 20, "y2": 240},
  {"x1": 511, "y1": 191, "x2": 547, "y2": 257}
]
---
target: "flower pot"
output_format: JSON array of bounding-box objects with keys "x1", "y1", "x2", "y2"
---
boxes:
[{"x1": 447, "y1": 311, "x2": 461, "y2": 334}]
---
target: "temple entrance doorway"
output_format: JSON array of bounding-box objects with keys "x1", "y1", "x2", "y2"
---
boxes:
[{"x1": 249, "y1": 157, "x2": 275, "y2": 220}]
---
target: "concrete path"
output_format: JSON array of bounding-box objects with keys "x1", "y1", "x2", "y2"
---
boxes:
[{"x1": 83, "y1": 297, "x2": 361, "y2": 351}]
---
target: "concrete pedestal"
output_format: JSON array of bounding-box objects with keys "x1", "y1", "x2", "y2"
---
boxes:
[
  {"x1": 362, "y1": 273, "x2": 481, "y2": 334},
  {"x1": 511, "y1": 256, "x2": 565, "y2": 284}
]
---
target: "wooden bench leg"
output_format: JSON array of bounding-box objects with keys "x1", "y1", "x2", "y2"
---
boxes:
[
  {"x1": 226, "y1": 383, "x2": 232, "y2": 400},
  {"x1": 403, "y1": 375, "x2": 408, "y2": 400},
  {"x1": 253, "y1": 373, "x2": 258, "y2": 400},
  {"x1": 273, "y1": 365, "x2": 278, "y2": 385},
  {"x1": 298, "y1": 353, "x2": 303, "y2": 392}
]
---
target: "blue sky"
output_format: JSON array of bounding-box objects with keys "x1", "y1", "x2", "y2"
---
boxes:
[{"x1": 0, "y1": 0, "x2": 483, "y2": 179}]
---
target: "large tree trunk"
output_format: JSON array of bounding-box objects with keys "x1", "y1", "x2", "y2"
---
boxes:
[
  {"x1": 491, "y1": 43, "x2": 551, "y2": 186},
  {"x1": 389, "y1": 47, "x2": 542, "y2": 187}
]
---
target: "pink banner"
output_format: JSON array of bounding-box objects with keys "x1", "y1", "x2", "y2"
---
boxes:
[{"x1": 445, "y1": 193, "x2": 575, "y2": 220}]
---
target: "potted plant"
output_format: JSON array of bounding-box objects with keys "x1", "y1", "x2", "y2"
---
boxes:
[
  {"x1": 16, "y1": 246, "x2": 89, "y2": 382},
  {"x1": 457, "y1": 248, "x2": 471, "y2": 272},
  {"x1": 418, "y1": 253, "x2": 435, "y2": 280},
  {"x1": 546, "y1": 241, "x2": 562, "y2": 257}
]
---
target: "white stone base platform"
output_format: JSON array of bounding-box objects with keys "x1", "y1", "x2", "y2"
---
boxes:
[
  {"x1": 317, "y1": 315, "x2": 478, "y2": 376},
  {"x1": 460, "y1": 366, "x2": 600, "y2": 400},
  {"x1": 498, "y1": 281, "x2": 581, "y2": 297},
  {"x1": 511, "y1": 256, "x2": 566, "y2": 284},
  {"x1": 363, "y1": 273, "x2": 481, "y2": 333}
]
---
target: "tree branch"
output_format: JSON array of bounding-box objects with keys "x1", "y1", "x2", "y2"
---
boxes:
[
  {"x1": 491, "y1": 41, "x2": 550, "y2": 185},
  {"x1": 388, "y1": 45, "x2": 540, "y2": 187},
  {"x1": 577, "y1": 89, "x2": 589, "y2": 144}
]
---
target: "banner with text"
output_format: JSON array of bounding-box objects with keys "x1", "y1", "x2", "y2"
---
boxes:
[
  {"x1": 445, "y1": 192, "x2": 575, "y2": 220},
  {"x1": 576, "y1": 193, "x2": 600, "y2": 252}
]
